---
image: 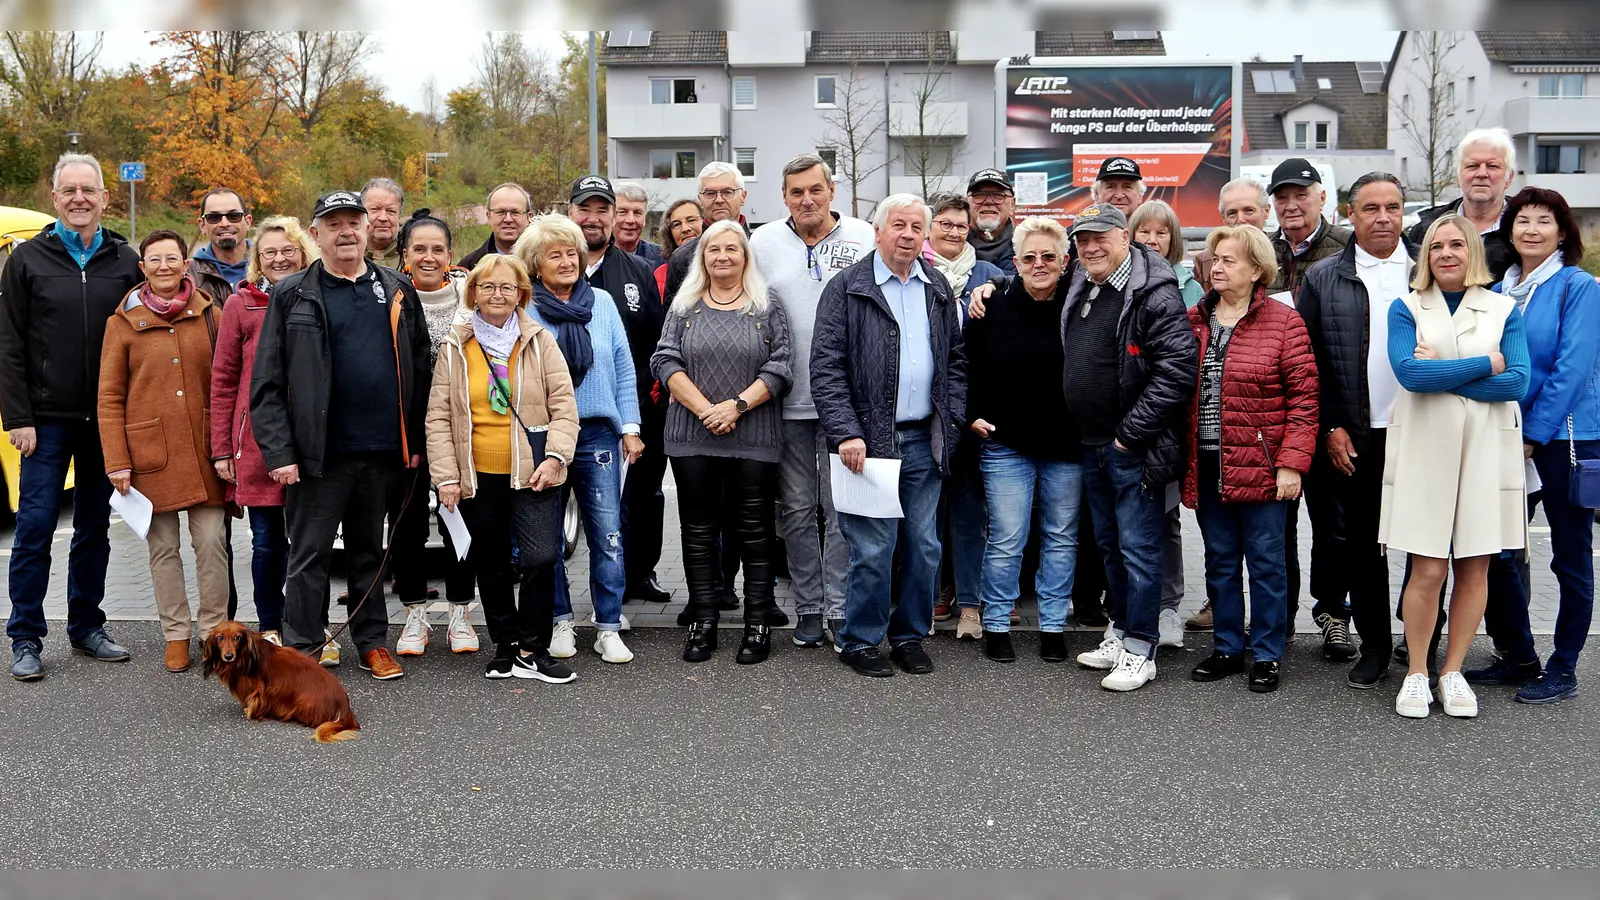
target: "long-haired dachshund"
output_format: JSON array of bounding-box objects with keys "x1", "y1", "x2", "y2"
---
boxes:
[{"x1": 202, "y1": 621, "x2": 360, "y2": 743}]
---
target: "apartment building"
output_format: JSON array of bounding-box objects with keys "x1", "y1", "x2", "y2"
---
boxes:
[{"x1": 1239, "y1": 56, "x2": 1394, "y2": 191}]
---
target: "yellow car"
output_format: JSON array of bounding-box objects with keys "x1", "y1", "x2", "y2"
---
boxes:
[{"x1": 1, "y1": 206, "x2": 75, "y2": 514}]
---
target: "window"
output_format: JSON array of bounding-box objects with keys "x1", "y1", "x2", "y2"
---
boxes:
[
  {"x1": 815, "y1": 75, "x2": 838, "y2": 108},
  {"x1": 817, "y1": 147, "x2": 838, "y2": 173},
  {"x1": 1317, "y1": 77, "x2": 1333, "y2": 91},
  {"x1": 1294, "y1": 122, "x2": 1309, "y2": 148},
  {"x1": 732, "y1": 75, "x2": 757, "y2": 109},
  {"x1": 1251, "y1": 69, "x2": 1296, "y2": 93},
  {"x1": 650, "y1": 77, "x2": 698, "y2": 105},
  {"x1": 649, "y1": 149, "x2": 697, "y2": 179},
  {"x1": 1446, "y1": 81, "x2": 1456, "y2": 108},
  {"x1": 1402, "y1": 93, "x2": 1412, "y2": 116},
  {"x1": 1539, "y1": 74, "x2": 1586, "y2": 97},
  {"x1": 1315, "y1": 122, "x2": 1331, "y2": 149},
  {"x1": 734, "y1": 148, "x2": 756, "y2": 179},
  {"x1": 1536, "y1": 144, "x2": 1583, "y2": 174},
  {"x1": 1467, "y1": 76, "x2": 1477, "y2": 108}
]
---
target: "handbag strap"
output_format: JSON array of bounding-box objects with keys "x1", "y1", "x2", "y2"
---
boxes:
[
  {"x1": 476, "y1": 335, "x2": 545, "y2": 439},
  {"x1": 1570, "y1": 415, "x2": 1579, "y2": 470}
]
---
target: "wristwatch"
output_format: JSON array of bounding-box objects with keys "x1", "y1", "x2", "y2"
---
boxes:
[{"x1": 734, "y1": 397, "x2": 749, "y2": 414}]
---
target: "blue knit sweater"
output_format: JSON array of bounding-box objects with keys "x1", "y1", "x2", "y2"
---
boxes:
[
  {"x1": 1387, "y1": 291, "x2": 1530, "y2": 402},
  {"x1": 524, "y1": 286, "x2": 641, "y2": 435}
]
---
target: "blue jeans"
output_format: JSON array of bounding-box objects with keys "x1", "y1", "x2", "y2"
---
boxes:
[
  {"x1": 246, "y1": 506, "x2": 287, "y2": 633},
  {"x1": 978, "y1": 441, "x2": 1081, "y2": 632},
  {"x1": 552, "y1": 421, "x2": 626, "y2": 630},
  {"x1": 836, "y1": 425, "x2": 943, "y2": 653},
  {"x1": 1195, "y1": 451, "x2": 1289, "y2": 662},
  {"x1": 940, "y1": 443, "x2": 986, "y2": 609},
  {"x1": 6, "y1": 420, "x2": 113, "y2": 648},
  {"x1": 1081, "y1": 442, "x2": 1163, "y2": 658}
]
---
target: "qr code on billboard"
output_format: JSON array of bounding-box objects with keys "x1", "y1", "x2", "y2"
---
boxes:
[{"x1": 1012, "y1": 172, "x2": 1049, "y2": 207}]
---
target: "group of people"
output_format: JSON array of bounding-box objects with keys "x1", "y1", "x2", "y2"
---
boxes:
[{"x1": 2, "y1": 126, "x2": 1595, "y2": 720}]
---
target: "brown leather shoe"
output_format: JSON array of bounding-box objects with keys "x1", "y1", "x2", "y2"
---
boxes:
[
  {"x1": 164, "y1": 640, "x2": 190, "y2": 673},
  {"x1": 360, "y1": 647, "x2": 403, "y2": 680}
]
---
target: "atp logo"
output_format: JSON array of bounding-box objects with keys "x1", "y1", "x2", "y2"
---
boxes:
[{"x1": 1016, "y1": 76, "x2": 1073, "y2": 96}]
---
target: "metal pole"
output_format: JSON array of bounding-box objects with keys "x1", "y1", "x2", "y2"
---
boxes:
[
  {"x1": 588, "y1": 31, "x2": 599, "y2": 175},
  {"x1": 423, "y1": 154, "x2": 430, "y2": 202},
  {"x1": 129, "y1": 181, "x2": 136, "y2": 244}
]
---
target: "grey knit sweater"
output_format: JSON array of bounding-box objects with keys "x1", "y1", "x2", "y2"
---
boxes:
[{"x1": 651, "y1": 298, "x2": 792, "y2": 462}]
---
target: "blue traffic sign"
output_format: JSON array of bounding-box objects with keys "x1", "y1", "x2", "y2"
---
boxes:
[{"x1": 119, "y1": 162, "x2": 145, "y2": 182}]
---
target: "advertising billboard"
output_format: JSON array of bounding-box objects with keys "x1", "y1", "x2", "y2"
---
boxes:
[{"x1": 1001, "y1": 62, "x2": 1240, "y2": 228}]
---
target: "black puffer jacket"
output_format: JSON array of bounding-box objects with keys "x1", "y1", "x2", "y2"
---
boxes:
[
  {"x1": 249, "y1": 260, "x2": 431, "y2": 479},
  {"x1": 1060, "y1": 242, "x2": 1197, "y2": 488},
  {"x1": 811, "y1": 251, "x2": 967, "y2": 476},
  {"x1": 1408, "y1": 197, "x2": 1516, "y2": 280},
  {"x1": 1294, "y1": 239, "x2": 1416, "y2": 454}
]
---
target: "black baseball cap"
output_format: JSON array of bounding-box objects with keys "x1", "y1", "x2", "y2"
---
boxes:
[
  {"x1": 1097, "y1": 157, "x2": 1141, "y2": 180},
  {"x1": 312, "y1": 190, "x2": 363, "y2": 220},
  {"x1": 1068, "y1": 203, "x2": 1129, "y2": 238},
  {"x1": 967, "y1": 169, "x2": 1012, "y2": 193},
  {"x1": 1268, "y1": 158, "x2": 1321, "y2": 194},
  {"x1": 569, "y1": 175, "x2": 616, "y2": 205}
]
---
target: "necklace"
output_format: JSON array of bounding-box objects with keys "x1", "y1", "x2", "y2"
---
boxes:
[{"x1": 708, "y1": 287, "x2": 745, "y2": 307}]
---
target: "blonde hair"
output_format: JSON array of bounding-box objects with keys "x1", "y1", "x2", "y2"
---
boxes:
[
  {"x1": 464, "y1": 254, "x2": 533, "y2": 309},
  {"x1": 1128, "y1": 200, "x2": 1184, "y2": 267},
  {"x1": 245, "y1": 216, "x2": 318, "y2": 285},
  {"x1": 512, "y1": 214, "x2": 589, "y2": 283},
  {"x1": 670, "y1": 219, "x2": 770, "y2": 315},
  {"x1": 1011, "y1": 216, "x2": 1068, "y2": 258},
  {"x1": 1205, "y1": 225, "x2": 1278, "y2": 288},
  {"x1": 1411, "y1": 213, "x2": 1493, "y2": 291}
]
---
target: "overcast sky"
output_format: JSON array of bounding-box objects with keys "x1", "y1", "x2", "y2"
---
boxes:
[{"x1": 94, "y1": 18, "x2": 1401, "y2": 114}]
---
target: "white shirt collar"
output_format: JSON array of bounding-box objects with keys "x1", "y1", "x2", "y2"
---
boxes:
[{"x1": 1354, "y1": 242, "x2": 1407, "y2": 268}]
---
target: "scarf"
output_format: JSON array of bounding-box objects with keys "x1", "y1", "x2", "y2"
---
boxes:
[
  {"x1": 532, "y1": 277, "x2": 595, "y2": 388},
  {"x1": 471, "y1": 308, "x2": 521, "y2": 415},
  {"x1": 924, "y1": 239, "x2": 978, "y2": 298},
  {"x1": 416, "y1": 274, "x2": 466, "y2": 355},
  {"x1": 1501, "y1": 250, "x2": 1565, "y2": 313},
  {"x1": 140, "y1": 276, "x2": 195, "y2": 322}
]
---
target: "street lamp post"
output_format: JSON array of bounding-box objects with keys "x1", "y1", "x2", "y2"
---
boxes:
[{"x1": 424, "y1": 152, "x2": 449, "y2": 201}]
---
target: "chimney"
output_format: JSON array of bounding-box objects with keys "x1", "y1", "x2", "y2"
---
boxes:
[{"x1": 1293, "y1": 54, "x2": 1305, "y2": 84}]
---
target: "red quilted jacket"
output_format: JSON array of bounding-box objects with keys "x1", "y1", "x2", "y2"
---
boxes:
[
  {"x1": 1182, "y1": 287, "x2": 1320, "y2": 507},
  {"x1": 209, "y1": 282, "x2": 283, "y2": 508}
]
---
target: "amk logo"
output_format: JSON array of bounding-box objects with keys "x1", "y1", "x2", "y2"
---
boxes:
[{"x1": 1016, "y1": 76, "x2": 1073, "y2": 96}]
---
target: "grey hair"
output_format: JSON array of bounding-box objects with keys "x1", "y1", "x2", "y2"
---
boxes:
[
  {"x1": 613, "y1": 181, "x2": 649, "y2": 205},
  {"x1": 1218, "y1": 177, "x2": 1268, "y2": 214},
  {"x1": 1128, "y1": 200, "x2": 1185, "y2": 267},
  {"x1": 782, "y1": 153, "x2": 833, "y2": 185},
  {"x1": 1012, "y1": 216, "x2": 1068, "y2": 259},
  {"x1": 697, "y1": 161, "x2": 745, "y2": 190},
  {"x1": 1091, "y1": 177, "x2": 1146, "y2": 203},
  {"x1": 1458, "y1": 126, "x2": 1517, "y2": 175},
  {"x1": 669, "y1": 219, "x2": 770, "y2": 316},
  {"x1": 52, "y1": 153, "x2": 104, "y2": 190},
  {"x1": 928, "y1": 192, "x2": 973, "y2": 222},
  {"x1": 360, "y1": 177, "x2": 404, "y2": 207},
  {"x1": 1349, "y1": 171, "x2": 1404, "y2": 203},
  {"x1": 310, "y1": 209, "x2": 368, "y2": 232},
  {"x1": 872, "y1": 193, "x2": 932, "y2": 231},
  {"x1": 487, "y1": 182, "x2": 534, "y2": 212}
]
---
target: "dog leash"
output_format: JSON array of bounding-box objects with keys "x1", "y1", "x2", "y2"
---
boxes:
[{"x1": 307, "y1": 462, "x2": 424, "y2": 657}]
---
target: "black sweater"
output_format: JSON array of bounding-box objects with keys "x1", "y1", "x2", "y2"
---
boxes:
[{"x1": 965, "y1": 278, "x2": 1078, "y2": 458}]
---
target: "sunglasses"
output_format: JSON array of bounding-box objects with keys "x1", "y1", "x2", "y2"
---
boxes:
[
  {"x1": 1020, "y1": 252, "x2": 1060, "y2": 266},
  {"x1": 202, "y1": 211, "x2": 247, "y2": 224}
]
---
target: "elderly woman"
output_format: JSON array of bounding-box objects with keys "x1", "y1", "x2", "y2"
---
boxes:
[
  {"x1": 1473, "y1": 188, "x2": 1600, "y2": 705},
  {"x1": 654, "y1": 199, "x2": 705, "y2": 301},
  {"x1": 1132, "y1": 200, "x2": 1202, "y2": 308},
  {"x1": 427, "y1": 254, "x2": 580, "y2": 682},
  {"x1": 391, "y1": 209, "x2": 480, "y2": 659},
  {"x1": 1382, "y1": 214, "x2": 1530, "y2": 719},
  {"x1": 99, "y1": 230, "x2": 229, "y2": 674},
  {"x1": 514, "y1": 215, "x2": 640, "y2": 664},
  {"x1": 1182, "y1": 225, "x2": 1319, "y2": 694},
  {"x1": 209, "y1": 217, "x2": 315, "y2": 650},
  {"x1": 964, "y1": 217, "x2": 1079, "y2": 662},
  {"x1": 653, "y1": 220, "x2": 791, "y2": 663}
]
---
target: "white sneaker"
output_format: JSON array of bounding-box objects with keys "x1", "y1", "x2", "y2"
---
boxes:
[
  {"x1": 589, "y1": 612, "x2": 632, "y2": 632},
  {"x1": 1158, "y1": 609, "x2": 1184, "y2": 648},
  {"x1": 1077, "y1": 636, "x2": 1123, "y2": 670},
  {"x1": 319, "y1": 630, "x2": 341, "y2": 667},
  {"x1": 1101, "y1": 648, "x2": 1157, "y2": 692},
  {"x1": 1395, "y1": 673, "x2": 1434, "y2": 718},
  {"x1": 447, "y1": 604, "x2": 480, "y2": 653},
  {"x1": 1438, "y1": 672, "x2": 1479, "y2": 718},
  {"x1": 260, "y1": 630, "x2": 283, "y2": 646},
  {"x1": 395, "y1": 605, "x2": 430, "y2": 656},
  {"x1": 593, "y1": 629, "x2": 634, "y2": 664},
  {"x1": 548, "y1": 620, "x2": 577, "y2": 659}
]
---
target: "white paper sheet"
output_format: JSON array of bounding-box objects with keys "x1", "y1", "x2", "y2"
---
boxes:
[
  {"x1": 438, "y1": 503, "x2": 472, "y2": 561},
  {"x1": 109, "y1": 487, "x2": 153, "y2": 540},
  {"x1": 1526, "y1": 458, "x2": 1542, "y2": 496},
  {"x1": 1269, "y1": 290, "x2": 1295, "y2": 308},
  {"x1": 829, "y1": 454, "x2": 904, "y2": 519}
]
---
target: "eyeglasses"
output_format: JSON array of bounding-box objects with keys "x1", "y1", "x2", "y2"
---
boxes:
[
  {"x1": 202, "y1": 211, "x2": 247, "y2": 224},
  {"x1": 142, "y1": 255, "x2": 185, "y2": 268},
  {"x1": 54, "y1": 186, "x2": 100, "y2": 198},
  {"x1": 699, "y1": 188, "x2": 741, "y2": 200},
  {"x1": 933, "y1": 219, "x2": 970, "y2": 234},
  {"x1": 1019, "y1": 252, "x2": 1060, "y2": 266},
  {"x1": 477, "y1": 283, "x2": 520, "y2": 298},
  {"x1": 489, "y1": 208, "x2": 529, "y2": 220},
  {"x1": 970, "y1": 192, "x2": 1012, "y2": 203},
  {"x1": 805, "y1": 245, "x2": 824, "y2": 282},
  {"x1": 260, "y1": 247, "x2": 300, "y2": 260}
]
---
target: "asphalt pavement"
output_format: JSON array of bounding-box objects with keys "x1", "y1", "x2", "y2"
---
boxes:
[{"x1": 2, "y1": 626, "x2": 1596, "y2": 868}]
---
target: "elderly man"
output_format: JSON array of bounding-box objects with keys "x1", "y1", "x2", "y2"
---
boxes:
[
  {"x1": 811, "y1": 194, "x2": 966, "y2": 677},
  {"x1": 360, "y1": 177, "x2": 405, "y2": 269},
  {"x1": 664, "y1": 162, "x2": 749, "y2": 304},
  {"x1": 1193, "y1": 177, "x2": 1271, "y2": 287},
  {"x1": 0, "y1": 153, "x2": 142, "y2": 680},
  {"x1": 750, "y1": 154, "x2": 874, "y2": 649},
  {"x1": 251, "y1": 190, "x2": 432, "y2": 681},
  {"x1": 1296, "y1": 172, "x2": 1412, "y2": 689},
  {"x1": 613, "y1": 181, "x2": 665, "y2": 268},
  {"x1": 565, "y1": 175, "x2": 669, "y2": 608},
  {"x1": 966, "y1": 169, "x2": 1017, "y2": 276},
  {"x1": 1063, "y1": 205, "x2": 1197, "y2": 693},
  {"x1": 1091, "y1": 156, "x2": 1147, "y2": 218},
  {"x1": 190, "y1": 187, "x2": 252, "y2": 299},
  {"x1": 1409, "y1": 127, "x2": 1518, "y2": 280},
  {"x1": 459, "y1": 182, "x2": 533, "y2": 269},
  {"x1": 1268, "y1": 158, "x2": 1351, "y2": 299}
]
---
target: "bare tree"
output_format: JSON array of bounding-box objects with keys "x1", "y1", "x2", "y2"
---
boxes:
[
  {"x1": 473, "y1": 32, "x2": 547, "y2": 128},
  {"x1": 817, "y1": 66, "x2": 888, "y2": 218},
  {"x1": 0, "y1": 31, "x2": 102, "y2": 130},
  {"x1": 899, "y1": 39, "x2": 960, "y2": 200},
  {"x1": 275, "y1": 31, "x2": 375, "y2": 135},
  {"x1": 1392, "y1": 31, "x2": 1469, "y2": 205}
]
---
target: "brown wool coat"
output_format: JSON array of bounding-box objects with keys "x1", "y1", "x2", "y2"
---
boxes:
[{"x1": 98, "y1": 285, "x2": 227, "y2": 513}]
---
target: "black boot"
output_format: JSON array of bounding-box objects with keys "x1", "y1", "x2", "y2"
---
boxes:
[
  {"x1": 683, "y1": 620, "x2": 718, "y2": 663},
  {"x1": 736, "y1": 623, "x2": 772, "y2": 665}
]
